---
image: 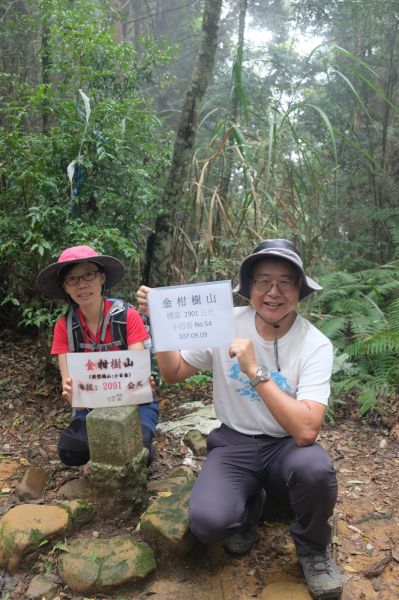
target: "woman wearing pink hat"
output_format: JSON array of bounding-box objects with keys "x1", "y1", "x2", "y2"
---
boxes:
[{"x1": 38, "y1": 245, "x2": 158, "y2": 468}]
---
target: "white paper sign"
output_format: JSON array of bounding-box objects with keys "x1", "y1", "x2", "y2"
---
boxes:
[
  {"x1": 67, "y1": 349, "x2": 152, "y2": 408},
  {"x1": 147, "y1": 280, "x2": 235, "y2": 351}
]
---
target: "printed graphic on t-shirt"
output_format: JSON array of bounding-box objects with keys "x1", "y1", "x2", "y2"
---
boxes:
[{"x1": 228, "y1": 362, "x2": 293, "y2": 401}]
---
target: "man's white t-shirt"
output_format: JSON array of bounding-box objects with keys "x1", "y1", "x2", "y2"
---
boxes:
[{"x1": 181, "y1": 306, "x2": 333, "y2": 437}]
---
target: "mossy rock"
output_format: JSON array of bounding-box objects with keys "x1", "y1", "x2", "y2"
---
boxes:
[
  {"x1": 0, "y1": 504, "x2": 69, "y2": 572},
  {"x1": 140, "y1": 480, "x2": 196, "y2": 555},
  {"x1": 58, "y1": 534, "x2": 156, "y2": 593}
]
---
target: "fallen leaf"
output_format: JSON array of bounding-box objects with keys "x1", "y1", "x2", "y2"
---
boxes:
[
  {"x1": 364, "y1": 553, "x2": 392, "y2": 578},
  {"x1": 346, "y1": 524, "x2": 364, "y2": 534},
  {"x1": 346, "y1": 480, "x2": 365, "y2": 486}
]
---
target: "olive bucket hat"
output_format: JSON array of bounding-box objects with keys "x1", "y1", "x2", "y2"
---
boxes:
[
  {"x1": 234, "y1": 239, "x2": 322, "y2": 301},
  {"x1": 37, "y1": 245, "x2": 125, "y2": 300}
]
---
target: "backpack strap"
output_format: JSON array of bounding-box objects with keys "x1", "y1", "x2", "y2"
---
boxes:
[
  {"x1": 66, "y1": 307, "x2": 87, "y2": 352},
  {"x1": 109, "y1": 300, "x2": 129, "y2": 350},
  {"x1": 101, "y1": 299, "x2": 128, "y2": 350}
]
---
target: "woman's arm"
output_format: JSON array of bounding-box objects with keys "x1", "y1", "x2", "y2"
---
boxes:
[
  {"x1": 128, "y1": 341, "x2": 145, "y2": 350},
  {"x1": 58, "y1": 353, "x2": 73, "y2": 404}
]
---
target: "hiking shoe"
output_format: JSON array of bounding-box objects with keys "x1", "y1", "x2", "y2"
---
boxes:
[
  {"x1": 298, "y1": 552, "x2": 343, "y2": 599},
  {"x1": 223, "y1": 490, "x2": 265, "y2": 555}
]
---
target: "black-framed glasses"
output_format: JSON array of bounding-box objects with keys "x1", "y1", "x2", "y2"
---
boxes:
[
  {"x1": 64, "y1": 270, "x2": 100, "y2": 286},
  {"x1": 252, "y1": 279, "x2": 297, "y2": 294}
]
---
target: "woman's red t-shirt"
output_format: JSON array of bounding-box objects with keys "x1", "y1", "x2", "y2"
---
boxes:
[{"x1": 51, "y1": 299, "x2": 148, "y2": 354}]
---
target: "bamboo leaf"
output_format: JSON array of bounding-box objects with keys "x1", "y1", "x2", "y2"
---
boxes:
[{"x1": 329, "y1": 67, "x2": 375, "y2": 124}]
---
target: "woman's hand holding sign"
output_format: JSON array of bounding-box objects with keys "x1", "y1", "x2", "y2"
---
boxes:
[{"x1": 62, "y1": 376, "x2": 73, "y2": 404}]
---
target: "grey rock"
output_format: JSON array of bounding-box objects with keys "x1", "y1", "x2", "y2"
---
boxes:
[
  {"x1": 183, "y1": 429, "x2": 207, "y2": 457},
  {"x1": 15, "y1": 467, "x2": 48, "y2": 500},
  {"x1": 26, "y1": 574, "x2": 59, "y2": 599},
  {"x1": 57, "y1": 478, "x2": 92, "y2": 500}
]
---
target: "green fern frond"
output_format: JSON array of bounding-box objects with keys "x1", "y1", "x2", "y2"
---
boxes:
[
  {"x1": 310, "y1": 261, "x2": 399, "y2": 409},
  {"x1": 317, "y1": 315, "x2": 348, "y2": 339},
  {"x1": 332, "y1": 350, "x2": 355, "y2": 375},
  {"x1": 388, "y1": 297, "x2": 399, "y2": 330},
  {"x1": 349, "y1": 332, "x2": 399, "y2": 356},
  {"x1": 358, "y1": 388, "x2": 376, "y2": 416},
  {"x1": 368, "y1": 280, "x2": 399, "y2": 297},
  {"x1": 330, "y1": 376, "x2": 362, "y2": 398}
]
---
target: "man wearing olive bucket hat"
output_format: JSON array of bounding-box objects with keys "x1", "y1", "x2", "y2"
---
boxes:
[
  {"x1": 136, "y1": 239, "x2": 342, "y2": 600},
  {"x1": 38, "y1": 245, "x2": 159, "y2": 470}
]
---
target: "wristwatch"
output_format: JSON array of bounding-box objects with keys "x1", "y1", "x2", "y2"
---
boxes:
[{"x1": 249, "y1": 366, "x2": 271, "y2": 388}]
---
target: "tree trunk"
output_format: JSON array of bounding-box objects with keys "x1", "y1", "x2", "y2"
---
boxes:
[
  {"x1": 143, "y1": 0, "x2": 223, "y2": 287},
  {"x1": 41, "y1": 21, "x2": 50, "y2": 135},
  {"x1": 216, "y1": 0, "x2": 248, "y2": 251}
]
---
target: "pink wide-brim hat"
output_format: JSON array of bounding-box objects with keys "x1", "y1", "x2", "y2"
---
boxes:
[{"x1": 37, "y1": 245, "x2": 125, "y2": 299}]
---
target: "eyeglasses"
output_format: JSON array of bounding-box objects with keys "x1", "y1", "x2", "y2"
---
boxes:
[
  {"x1": 252, "y1": 279, "x2": 297, "y2": 294},
  {"x1": 64, "y1": 270, "x2": 101, "y2": 286}
]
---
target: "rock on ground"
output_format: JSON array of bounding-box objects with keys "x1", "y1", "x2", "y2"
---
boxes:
[
  {"x1": 140, "y1": 479, "x2": 196, "y2": 556},
  {"x1": 26, "y1": 574, "x2": 59, "y2": 599},
  {"x1": 57, "y1": 534, "x2": 156, "y2": 593},
  {"x1": 15, "y1": 467, "x2": 48, "y2": 500},
  {"x1": 0, "y1": 504, "x2": 69, "y2": 572}
]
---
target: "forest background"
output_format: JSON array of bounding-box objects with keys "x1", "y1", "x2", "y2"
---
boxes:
[{"x1": 0, "y1": 0, "x2": 398, "y2": 420}]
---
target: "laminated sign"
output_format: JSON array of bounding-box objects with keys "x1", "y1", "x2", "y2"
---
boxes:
[
  {"x1": 147, "y1": 280, "x2": 235, "y2": 351},
  {"x1": 67, "y1": 349, "x2": 152, "y2": 408}
]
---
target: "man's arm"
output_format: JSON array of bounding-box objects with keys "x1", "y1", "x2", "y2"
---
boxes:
[
  {"x1": 229, "y1": 337, "x2": 327, "y2": 446},
  {"x1": 157, "y1": 351, "x2": 199, "y2": 383},
  {"x1": 136, "y1": 285, "x2": 199, "y2": 383}
]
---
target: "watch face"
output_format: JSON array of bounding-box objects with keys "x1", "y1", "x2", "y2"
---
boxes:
[{"x1": 250, "y1": 367, "x2": 270, "y2": 387}]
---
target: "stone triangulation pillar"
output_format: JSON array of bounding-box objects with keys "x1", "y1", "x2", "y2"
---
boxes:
[{"x1": 86, "y1": 406, "x2": 148, "y2": 514}]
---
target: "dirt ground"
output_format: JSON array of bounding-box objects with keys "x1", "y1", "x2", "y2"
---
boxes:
[{"x1": 0, "y1": 329, "x2": 399, "y2": 599}]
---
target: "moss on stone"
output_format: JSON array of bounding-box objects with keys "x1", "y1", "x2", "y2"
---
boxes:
[
  {"x1": 132, "y1": 543, "x2": 157, "y2": 576},
  {"x1": 0, "y1": 525, "x2": 16, "y2": 561},
  {"x1": 29, "y1": 528, "x2": 43, "y2": 543}
]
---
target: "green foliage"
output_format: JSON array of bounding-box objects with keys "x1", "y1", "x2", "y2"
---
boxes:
[
  {"x1": 309, "y1": 261, "x2": 399, "y2": 416},
  {"x1": 52, "y1": 539, "x2": 69, "y2": 553},
  {"x1": 177, "y1": 36, "x2": 397, "y2": 285},
  {"x1": 160, "y1": 371, "x2": 212, "y2": 389},
  {"x1": 0, "y1": 0, "x2": 172, "y2": 328}
]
